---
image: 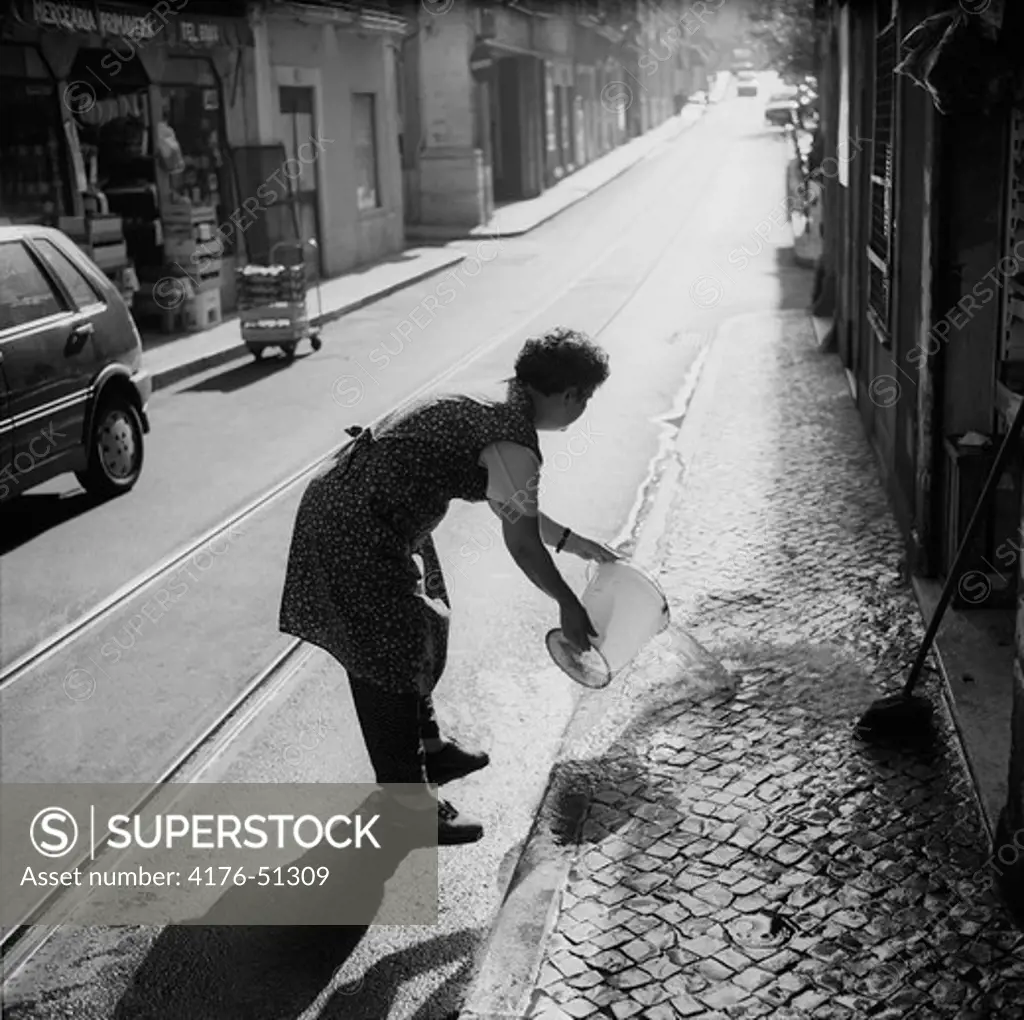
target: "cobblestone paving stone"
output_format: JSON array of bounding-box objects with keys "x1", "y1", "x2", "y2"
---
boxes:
[{"x1": 524, "y1": 313, "x2": 1024, "y2": 1020}]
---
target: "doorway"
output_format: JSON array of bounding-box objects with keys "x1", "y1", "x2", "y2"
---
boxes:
[
  {"x1": 275, "y1": 86, "x2": 323, "y2": 276},
  {"x1": 491, "y1": 57, "x2": 524, "y2": 203}
]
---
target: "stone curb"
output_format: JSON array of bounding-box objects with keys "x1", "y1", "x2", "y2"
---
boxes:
[
  {"x1": 460, "y1": 770, "x2": 591, "y2": 1020},
  {"x1": 149, "y1": 252, "x2": 467, "y2": 393}
]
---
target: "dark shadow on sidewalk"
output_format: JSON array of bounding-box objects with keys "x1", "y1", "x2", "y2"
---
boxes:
[
  {"x1": 773, "y1": 246, "x2": 815, "y2": 313},
  {"x1": 317, "y1": 928, "x2": 484, "y2": 1020},
  {"x1": 181, "y1": 351, "x2": 313, "y2": 394},
  {"x1": 111, "y1": 791, "x2": 445, "y2": 1020},
  {"x1": 0, "y1": 488, "x2": 103, "y2": 555}
]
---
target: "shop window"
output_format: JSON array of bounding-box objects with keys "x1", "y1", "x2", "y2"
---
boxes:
[
  {"x1": 0, "y1": 77, "x2": 73, "y2": 223},
  {"x1": 0, "y1": 242, "x2": 65, "y2": 331},
  {"x1": 35, "y1": 239, "x2": 104, "y2": 309},
  {"x1": 545, "y1": 64, "x2": 557, "y2": 157},
  {"x1": 353, "y1": 93, "x2": 381, "y2": 212},
  {"x1": 66, "y1": 47, "x2": 158, "y2": 270},
  {"x1": 160, "y1": 72, "x2": 229, "y2": 250}
]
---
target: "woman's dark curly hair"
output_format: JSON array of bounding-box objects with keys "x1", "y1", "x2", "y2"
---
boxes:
[{"x1": 513, "y1": 326, "x2": 610, "y2": 397}]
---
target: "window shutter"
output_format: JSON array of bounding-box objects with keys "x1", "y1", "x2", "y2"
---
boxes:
[{"x1": 1000, "y1": 106, "x2": 1024, "y2": 371}]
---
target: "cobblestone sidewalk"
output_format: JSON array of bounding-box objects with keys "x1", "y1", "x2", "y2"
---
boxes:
[{"x1": 525, "y1": 312, "x2": 1024, "y2": 1020}]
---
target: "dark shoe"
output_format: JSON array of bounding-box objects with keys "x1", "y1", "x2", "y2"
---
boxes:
[
  {"x1": 425, "y1": 740, "x2": 490, "y2": 785},
  {"x1": 374, "y1": 790, "x2": 484, "y2": 846},
  {"x1": 437, "y1": 799, "x2": 484, "y2": 845}
]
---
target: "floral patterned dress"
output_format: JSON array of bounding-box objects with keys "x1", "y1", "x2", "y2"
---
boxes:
[{"x1": 279, "y1": 381, "x2": 542, "y2": 693}]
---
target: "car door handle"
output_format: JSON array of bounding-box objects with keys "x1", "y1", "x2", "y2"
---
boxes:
[{"x1": 65, "y1": 322, "x2": 94, "y2": 355}]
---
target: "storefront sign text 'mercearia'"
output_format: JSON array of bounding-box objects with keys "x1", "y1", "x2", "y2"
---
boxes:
[{"x1": 30, "y1": 0, "x2": 220, "y2": 44}]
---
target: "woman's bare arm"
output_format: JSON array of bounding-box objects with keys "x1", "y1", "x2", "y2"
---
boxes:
[
  {"x1": 490, "y1": 502, "x2": 575, "y2": 605},
  {"x1": 537, "y1": 512, "x2": 568, "y2": 546}
]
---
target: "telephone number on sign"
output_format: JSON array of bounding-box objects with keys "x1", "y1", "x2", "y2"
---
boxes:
[{"x1": 189, "y1": 866, "x2": 330, "y2": 887}]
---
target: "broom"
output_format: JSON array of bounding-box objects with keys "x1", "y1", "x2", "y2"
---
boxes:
[{"x1": 855, "y1": 392, "x2": 1024, "y2": 742}]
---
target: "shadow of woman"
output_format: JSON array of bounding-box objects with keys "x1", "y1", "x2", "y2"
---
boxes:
[
  {"x1": 112, "y1": 791, "x2": 434, "y2": 1020},
  {"x1": 316, "y1": 927, "x2": 486, "y2": 1020}
]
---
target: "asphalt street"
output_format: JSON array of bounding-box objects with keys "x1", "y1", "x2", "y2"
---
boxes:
[{"x1": 1, "y1": 84, "x2": 808, "y2": 1019}]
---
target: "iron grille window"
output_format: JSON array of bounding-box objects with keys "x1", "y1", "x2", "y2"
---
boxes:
[{"x1": 867, "y1": 17, "x2": 897, "y2": 343}]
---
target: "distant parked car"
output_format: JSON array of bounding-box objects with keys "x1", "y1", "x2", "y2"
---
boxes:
[
  {"x1": 0, "y1": 225, "x2": 151, "y2": 504},
  {"x1": 737, "y1": 77, "x2": 759, "y2": 97},
  {"x1": 766, "y1": 93, "x2": 799, "y2": 126}
]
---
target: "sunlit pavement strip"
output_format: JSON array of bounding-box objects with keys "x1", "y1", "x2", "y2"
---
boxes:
[
  {"x1": 497, "y1": 312, "x2": 1024, "y2": 1020},
  {"x1": 476, "y1": 103, "x2": 711, "y2": 240}
]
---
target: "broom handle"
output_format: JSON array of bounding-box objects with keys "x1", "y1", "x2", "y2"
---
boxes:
[{"x1": 905, "y1": 393, "x2": 1024, "y2": 695}]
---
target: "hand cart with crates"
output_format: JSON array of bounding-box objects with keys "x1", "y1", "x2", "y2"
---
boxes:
[{"x1": 236, "y1": 239, "x2": 323, "y2": 362}]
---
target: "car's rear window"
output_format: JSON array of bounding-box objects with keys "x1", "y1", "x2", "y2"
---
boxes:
[
  {"x1": 35, "y1": 239, "x2": 105, "y2": 310},
  {"x1": 0, "y1": 241, "x2": 66, "y2": 331}
]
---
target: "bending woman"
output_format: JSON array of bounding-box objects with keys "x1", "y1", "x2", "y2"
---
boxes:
[{"x1": 279, "y1": 327, "x2": 616, "y2": 844}]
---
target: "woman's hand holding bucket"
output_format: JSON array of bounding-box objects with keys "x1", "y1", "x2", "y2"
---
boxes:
[
  {"x1": 559, "y1": 594, "x2": 599, "y2": 652},
  {"x1": 563, "y1": 533, "x2": 620, "y2": 564},
  {"x1": 547, "y1": 558, "x2": 672, "y2": 688}
]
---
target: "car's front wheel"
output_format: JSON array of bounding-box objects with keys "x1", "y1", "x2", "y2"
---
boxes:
[{"x1": 76, "y1": 393, "x2": 145, "y2": 498}]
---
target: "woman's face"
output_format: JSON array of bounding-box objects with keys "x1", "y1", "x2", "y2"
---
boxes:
[{"x1": 550, "y1": 388, "x2": 591, "y2": 431}]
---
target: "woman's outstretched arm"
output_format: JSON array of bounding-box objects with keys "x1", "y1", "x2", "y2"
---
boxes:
[
  {"x1": 491, "y1": 502, "x2": 596, "y2": 651},
  {"x1": 479, "y1": 443, "x2": 617, "y2": 562}
]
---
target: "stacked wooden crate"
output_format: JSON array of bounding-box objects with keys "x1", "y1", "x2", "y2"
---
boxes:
[
  {"x1": 161, "y1": 203, "x2": 223, "y2": 332},
  {"x1": 132, "y1": 202, "x2": 223, "y2": 332},
  {"x1": 59, "y1": 214, "x2": 137, "y2": 305},
  {"x1": 236, "y1": 264, "x2": 308, "y2": 342}
]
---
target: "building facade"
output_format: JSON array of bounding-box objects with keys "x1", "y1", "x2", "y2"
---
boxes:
[
  {"x1": 0, "y1": 0, "x2": 406, "y2": 328},
  {"x1": 400, "y1": 0, "x2": 706, "y2": 233},
  {"x1": 249, "y1": 0, "x2": 406, "y2": 283},
  {"x1": 815, "y1": 0, "x2": 1024, "y2": 914},
  {"x1": 1, "y1": 0, "x2": 255, "y2": 325}
]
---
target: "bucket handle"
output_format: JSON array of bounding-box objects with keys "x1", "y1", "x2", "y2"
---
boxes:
[
  {"x1": 583, "y1": 544, "x2": 625, "y2": 585},
  {"x1": 584, "y1": 558, "x2": 668, "y2": 600}
]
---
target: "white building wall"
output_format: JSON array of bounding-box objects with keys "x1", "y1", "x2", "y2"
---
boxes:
[{"x1": 253, "y1": 13, "x2": 405, "y2": 275}]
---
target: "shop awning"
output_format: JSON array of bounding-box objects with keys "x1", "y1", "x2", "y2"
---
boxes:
[{"x1": 14, "y1": 1, "x2": 253, "y2": 49}]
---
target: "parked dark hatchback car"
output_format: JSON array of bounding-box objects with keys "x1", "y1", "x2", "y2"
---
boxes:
[{"x1": 0, "y1": 225, "x2": 151, "y2": 503}]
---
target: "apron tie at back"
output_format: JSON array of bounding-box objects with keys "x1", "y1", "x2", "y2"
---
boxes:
[
  {"x1": 344, "y1": 424, "x2": 375, "y2": 445},
  {"x1": 336, "y1": 424, "x2": 375, "y2": 476}
]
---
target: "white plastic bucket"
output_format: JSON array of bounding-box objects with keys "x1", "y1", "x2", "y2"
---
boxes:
[{"x1": 581, "y1": 561, "x2": 670, "y2": 674}]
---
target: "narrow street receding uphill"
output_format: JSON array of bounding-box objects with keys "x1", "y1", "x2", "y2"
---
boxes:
[{"x1": 2, "y1": 92, "x2": 809, "y2": 1020}]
